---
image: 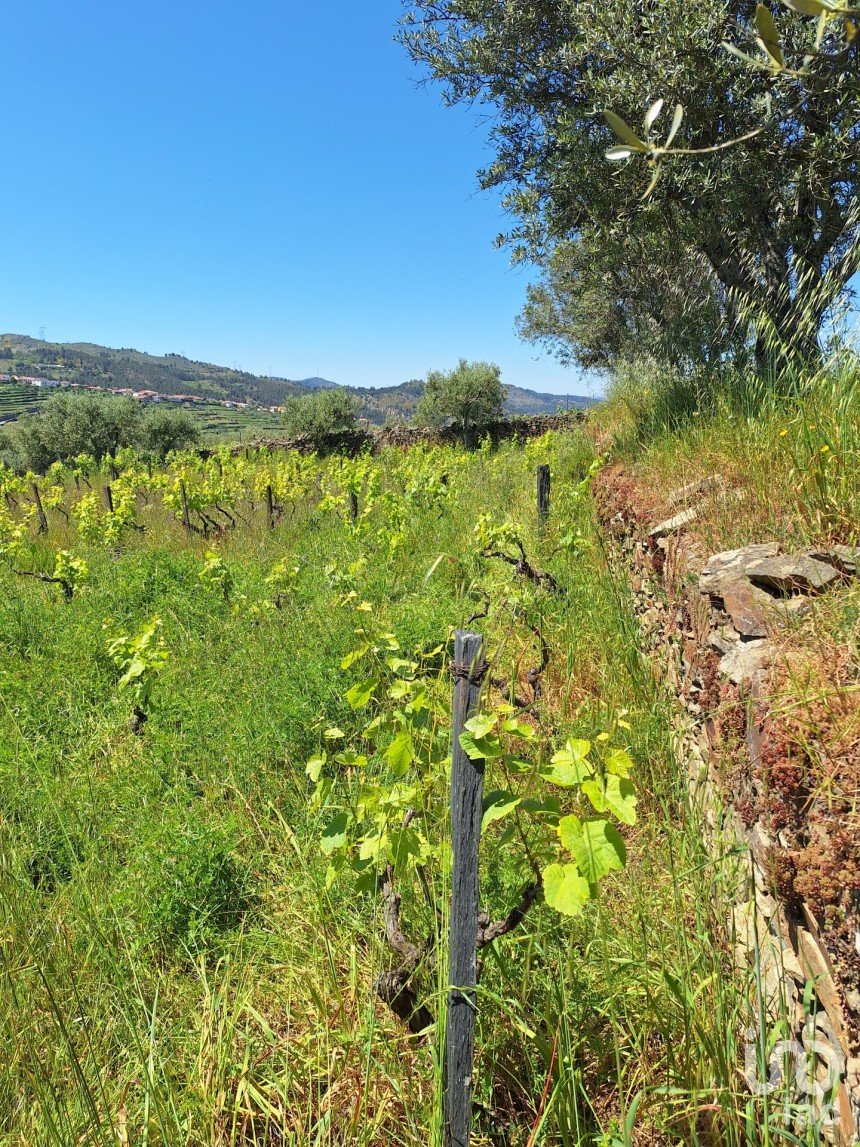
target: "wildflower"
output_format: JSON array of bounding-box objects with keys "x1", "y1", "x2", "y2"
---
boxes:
[
  {"x1": 820, "y1": 444, "x2": 830, "y2": 453},
  {"x1": 779, "y1": 429, "x2": 788, "y2": 437}
]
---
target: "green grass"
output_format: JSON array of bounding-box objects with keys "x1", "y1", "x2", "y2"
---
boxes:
[{"x1": 0, "y1": 432, "x2": 790, "y2": 1144}]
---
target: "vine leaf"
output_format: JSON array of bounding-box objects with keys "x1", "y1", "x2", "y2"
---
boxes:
[
  {"x1": 321, "y1": 812, "x2": 350, "y2": 855},
  {"x1": 481, "y1": 790, "x2": 522, "y2": 832},
  {"x1": 582, "y1": 775, "x2": 638, "y2": 825},
  {"x1": 345, "y1": 677, "x2": 379, "y2": 710},
  {"x1": 605, "y1": 748, "x2": 634, "y2": 778},
  {"x1": 542, "y1": 862, "x2": 591, "y2": 916},
  {"x1": 558, "y1": 815, "x2": 627, "y2": 884},
  {"x1": 383, "y1": 730, "x2": 414, "y2": 776},
  {"x1": 541, "y1": 739, "x2": 592, "y2": 787}
]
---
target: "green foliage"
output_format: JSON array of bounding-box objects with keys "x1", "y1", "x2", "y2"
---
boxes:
[
  {"x1": 123, "y1": 817, "x2": 253, "y2": 959},
  {"x1": 198, "y1": 549, "x2": 233, "y2": 600},
  {"x1": 0, "y1": 429, "x2": 795, "y2": 1142},
  {"x1": 104, "y1": 615, "x2": 169, "y2": 718},
  {"x1": 416, "y1": 358, "x2": 505, "y2": 443},
  {"x1": 5, "y1": 389, "x2": 201, "y2": 472},
  {"x1": 9, "y1": 390, "x2": 142, "y2": 472},
  {"x1": 401, "y1": 0, "x2": 860, "y2": 370},
  {"x1": 281, "y1": 387, "x2": 360, "y2": 442},
  {"x1": 137, "y1": 405, "x2": 201, "y2": 458}
]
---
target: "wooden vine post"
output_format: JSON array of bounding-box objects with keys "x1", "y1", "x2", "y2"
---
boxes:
[
  {"x1": 446, "y1": 629, "x2": 485, "y2": 1147},
  {"x1": 266, "y1": 483, "x2": 275, "y2": 530},
  {"x1": 537, "y1": 464, "x2": 550, "y2": 536}
]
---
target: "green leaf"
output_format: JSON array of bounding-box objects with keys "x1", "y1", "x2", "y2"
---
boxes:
[
  {"x1": 582, "y1": 775, "x2": 638, "y2": 826},
  {"x1": 558, "y1": 816, "x2": 627, "y2": 884},
  {"x1": 605, "y1": 145, "x2": 635, "y2": 161},
  {"x1": 459, "y1": 730, "x2": 503, "y2": 761},
  {"x1": 481, "y1": 790, "x2": 522, "y2": 832},
  {"x1": 321, "y1": 811, "x2": 350, "y2": 856},
  {"x1": 542, "y1": 862, "x2": 591, "y2": 917},
  {"x1": 519, "y1": 796, "x2": 562, "y2": 821},
  {"x1": 464, "y1": 712, "x2": 497, "y2": 738},
  {"x1": 323, "y1": 726, "x2": 344, "y2": 740},
  {"x1": 664, "y1": 103, "x2": 684, "y2": 148},
  {"x1": 603, "y1": 110, "x2": 647, "y2": 151},
  {"x1": 643, "y1": 98, "x2": 664, "y2": 132},
  {"x1": 333, "y1": 750, "x2": 367, "y2": 768},
  {"x1": 340, "y1": 645, "x2": 368, "y2": 670},
  {"x1": 344, "y1": 677, "x2": 379, "y2": 710},
  {"x1": 781, "y1": 0, "x2": 828, "y2": 12},
  {"x1": 501, "y1": 716, "x2": 536, "y2": 740},
  {"x1": 755, "y1": 2, "x2": 784, "y2": 64},
  {"x1": 388, "y1": 825, "x2": 429, "y2": 866},
  {"x1": 383, "y1": 729, "x2": 414, "y2": 776},
  {"x1": 306, "y1": 754, "x2": 326, "y2": 782},
  {"x1": 541, "y1": 739, "x2": 592, "y2": 787},
  {"x1": 721, "y1": 41, "x2": 771, "y2": 68},
  {"x1": 605, "y1": 749, "x2": 633, "y2": 778},
  {"x1": 358, "y1": 831, "x2": 387, "y2": 863}
]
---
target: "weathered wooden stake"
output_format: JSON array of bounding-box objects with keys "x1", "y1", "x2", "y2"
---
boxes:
[
  {"x1": 537, "y1": 464, "x2": 551, "y2": 535},
  {"x1": 31, "y1": 483, "x2": 48, "y2": 535},
  {"x1": 446, "y1": 629, "x2": 485, "y2": 1147},
  {"x1": 349, "y1": 490, "x2": 359, "y2": 523},
  {"x1": 266, "y1": 484, "x2": 275, "y2": 530},
  {"x1": 179, "y1": 479, "x2": 192, "y2": 532},
  {"x1": 104, "y1": 485, "x2": 114, "y2": 514}
]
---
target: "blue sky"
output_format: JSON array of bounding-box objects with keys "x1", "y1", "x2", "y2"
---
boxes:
[{"x1": 0, "y1": 2, "x2": 598, "y2": 397}]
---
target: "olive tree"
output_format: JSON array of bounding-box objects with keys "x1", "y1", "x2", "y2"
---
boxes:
[
  {"x1": 400, "y1": 1, "x2": 860, "y2": 370},
  {"x1": 416, "y1": 358, "x2": 505, "y2": 444},
  {"x1": 281, "y1": 388, "x2": 360, "y2": 443}
]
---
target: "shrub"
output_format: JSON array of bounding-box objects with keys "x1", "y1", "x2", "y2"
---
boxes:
[{"x1": 281, "y1": 388, "x2": 360, "y2": 443}]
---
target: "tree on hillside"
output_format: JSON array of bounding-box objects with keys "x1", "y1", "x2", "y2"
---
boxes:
[
  {"x1": 137, "y1": 406, "x2": 201, "y2": 459},
  {"x1": 11, "y1": 391, "x2": 142, "y2": 472},
  {"x1": 400, "y1": 1, "x2": 860, "y2": 370},
  {"x1": 281, "y1": 387, "x2": 360, "y2": 444},
  {"x1": 416, "y1": 359, "x2": 505, "y2": 444}
]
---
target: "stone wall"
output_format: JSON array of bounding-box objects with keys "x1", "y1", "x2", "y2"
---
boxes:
[
  {"x1": 218, "y1": 412, "x2": 585, "y2": 458},
  {"x1": 595, "y1": 466, "x2": 860, "y2": 1145}
]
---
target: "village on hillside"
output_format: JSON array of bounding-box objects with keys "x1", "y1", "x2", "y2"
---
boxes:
[{"x1": 0, "y1": 372, "x2": 283, "y2": 415}]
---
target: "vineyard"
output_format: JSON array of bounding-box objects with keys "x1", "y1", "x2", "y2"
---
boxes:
[{"x1": 0, "y1": 428, "x2": 763, "y2": 1144}]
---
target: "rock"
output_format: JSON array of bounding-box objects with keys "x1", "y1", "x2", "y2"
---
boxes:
[
  {"x1": 649, "y1": 507, "x2": 697, "y2": 541},
  {"x1": 846, "y1": 989, "x2": 860, "y2": 1015},
  {"x1": 699, "y1": 543, "x2": 781, "y2": 597},
  {"x1": 746, "y1": 553, "x2": 841, "y2": 595},
  {"x1": 718, "y1": 638, "x2": 773, "y2": 685},
  {"x1": 797, "y1": 928, "x2": 850, "y2": 1049},
  {"x1": 721, "y1": 579, "x2": 773, "y2": 637},
  {"x1": 667, "y1": 474, "x2": 724, "y2": 507},
  {"x1": 808, "y1": 545, "x2": 859, "y2": 576},
  {"x1": 709, "y1": 625, "x2": 739, "y2": 654}
]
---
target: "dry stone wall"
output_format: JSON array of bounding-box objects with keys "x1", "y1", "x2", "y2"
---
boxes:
[
  {"x1": 219, "y1": 412, "x2": 585, "y2": 458},
  {"x1": 595, "y1": 467, "x2": 860, "y2": 1145}
]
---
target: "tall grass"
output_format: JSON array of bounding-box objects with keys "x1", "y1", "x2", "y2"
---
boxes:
[{"x1": 600, "y1": 354, "x2": 860, "y2": 547}]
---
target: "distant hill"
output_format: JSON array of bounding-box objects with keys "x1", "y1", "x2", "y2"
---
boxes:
[{"x1": 0, "y1": 334, "x2": 597, "y2": 425}]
